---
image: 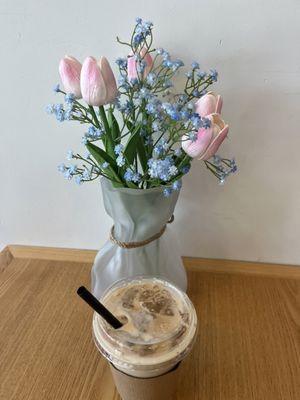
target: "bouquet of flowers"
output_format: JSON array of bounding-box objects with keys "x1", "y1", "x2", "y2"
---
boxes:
[{"x1": 46, "y1": 17, "x2": 236, "y2": 196}]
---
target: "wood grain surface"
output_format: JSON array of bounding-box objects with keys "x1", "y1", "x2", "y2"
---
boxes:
[{"x1": 0, "y1": 245, "x2": 299, "y2": 400}]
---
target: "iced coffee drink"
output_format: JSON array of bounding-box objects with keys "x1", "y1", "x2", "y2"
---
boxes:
[{"x1": 92, "y1": 276, "x2": 197, "y2": 399}]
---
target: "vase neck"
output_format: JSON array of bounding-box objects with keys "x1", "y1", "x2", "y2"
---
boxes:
[{"x1": 101, "y1": 179, "x2": 180, "y2": 242}]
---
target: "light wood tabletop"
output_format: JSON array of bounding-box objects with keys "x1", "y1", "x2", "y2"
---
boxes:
[{"x1": 0, "y1": 245, "x2": 299, "y2": 400}]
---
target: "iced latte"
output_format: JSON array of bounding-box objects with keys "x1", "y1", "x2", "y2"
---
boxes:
[{"x1": 93, "y1": 277, "x2": 197, "y2": 399}]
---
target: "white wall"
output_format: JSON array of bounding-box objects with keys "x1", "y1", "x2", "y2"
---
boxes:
[{"x1": 1, "y1": 0, "x2": 300, "y2": 264}]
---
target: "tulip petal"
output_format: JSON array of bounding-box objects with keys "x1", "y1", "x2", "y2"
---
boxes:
[
  {"x1": 182, "y1": 126, "x2": 213, "y2": 158},
  {"x1": 127, "y1": 53, "x2": 137, "y2": 81},
  {"x1": 99, "y1": 57, "x2": 118, "y2": 104},
  {"x1": 216, "y1": 95, "x2": 223, "y2": 114},
  {"x1": 127, "y1": 47, "x2": 153, "y2": 81},
  {"x1": 59, "y1": 55, "x2": 82, "y2": 98},
  {"x1": 199, "y1": 124, "x2": 229, "y2": 160},
  {"x1": 80, "y1": 56, "x2": 107, "y2": 106},
  {"x1": 195, "y1": 92, "x2": 223, "y2": 117},
  {"x1": 140, "y1": 47, "x2": 153, "y2": 76}
]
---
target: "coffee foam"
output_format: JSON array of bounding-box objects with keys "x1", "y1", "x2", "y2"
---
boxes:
[{"x1": 93, "y1": 278, "x2": 197, "y2": 376}]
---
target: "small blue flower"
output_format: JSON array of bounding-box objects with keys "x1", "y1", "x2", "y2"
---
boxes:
[
  {"x1": 146, "y1": 103, "x2": 157, "y2": 115},
  {"x1": 191, "y1": 61, "x2": 200, "y2": 69},
  {"x1": 130, "y1": 77, "x2": 138, "y2": 86},
  {"x1": 45, "y1": 104, "x2": 55, "y2": 114},
  {"x1": 170, "y1": 110, "x2": 180, "y2": 121},
  {"x1": 114, "y1": 144, "x2": 124, "y2": 155},
  {"x1": 188, "y1": 132, "x2": 198, "y2": 142},
  {"x1": 133, "y1": 33, "x2": 143, "y2": 46},
  {"x1": 190, "y1": 113, "x2": 202, "y2": 129},
  {"x1": 135, "y1": 17, "x2": 142, "y2": 24},
  {"x1": 152, "y1": 121, "x2": 160, "y2": 132},
  {"x1": 174, "y1": 148, "x2": 182, "y2": 157},
  {"x1": 180, "y1": 110, "x2": 190, "y2": 120},
  {"x1": 101, "y1": 162, "x2": 109, "y2": 169},
  {"x1": 115, "y1": 57, "x2": 127, "y2": 68},
  {"x1": 69, "y1": 165, "x2": 77, "y2": 174},
  {"x1": 83, "y1": 169, "x2": 91, "y2": 180},
  {"x1": 53, "y1": 83, "x2": 60, "y2": 93},
  {"x1": 88, "y1": 126, "x2": 96, "y2": 135},
  {"x1": 181, "y1": 165, "x2": 191, "y2": 174},
  {"x1": 202, "y1": 117, "x2": 211, "y2": 129},
  {"x1": 137, "y1": 60, "x2": 146, "y2": 74},
  {"x1": 172, "y1": 180, "x2": 182, "y2": 191},
  {"x1": 185, "y1": 71, "x2": 193, "y2": 78},
  {"x1": 196, "y1": 70, "x2": 206, "y2": 79},
  {"x1": 146, "y1": 72, "x2": 156, "y2": 86},
  {"x1": 116, "y1": 155, "x2": 125, "y2": 167},
  {"x1": 124, "y1": 168, "x2": 134, "y2": 181},
  {"x1": 54, "y1": 103, "x2": 63, "y2": 113},
  {"x1": 138, "y1": 87, "x2": 151, "y2": 100},
  {"x1": 55, "y1": 110, "x2": 65, "y2": 122},
  {"x1": 64, "y1": 169, "x2": 73, "y2": 180},
  {"x1": 75, "y1": 175, "x2": 83, "y2": 185},
  {"x1": 57, "y1": 163, "x2": 67, "y2": 173},
  {"x1": 172, "y1": 59, "x2": 184, "y2": 71},
  {"x1": 169, "y1": 165, "x2": 178, "y2": 177},
  {"x1": 132, "y1": 172, "x2": 141, "y2": 183},
  {"x1": 66, "y1": 150, "x2": 74, "y2": 160},
  {"x1": 163, "y1": 187, "x2": 173, "y2": 197},
  {"x1": 65, "y1": 93, "x2": 75, "y2": 104},
  {"x1": 209, "y1": 69, "x2": 218, "y2": 82},
  {"x1": 64, "y1": 108, "x2": 73, "y2": 120}
]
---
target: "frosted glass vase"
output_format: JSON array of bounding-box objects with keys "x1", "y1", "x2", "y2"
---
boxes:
[{"x1": 91, "y1": 178, "x2": 187, "y2": 299}]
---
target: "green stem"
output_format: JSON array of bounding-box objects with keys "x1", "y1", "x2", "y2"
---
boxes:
[
  {"x1": 88, "y1": 106, "x2": 101, "y2": 128},
  {"x1": 98, "y1": 106, "x2": 110, "y2": 133}
]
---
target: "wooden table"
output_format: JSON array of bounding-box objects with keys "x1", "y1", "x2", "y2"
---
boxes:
[{"x1": 0, "y1": 245, "x2": 299, "y2": 400}]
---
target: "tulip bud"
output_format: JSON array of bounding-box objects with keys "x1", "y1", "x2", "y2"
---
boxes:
[
  {"x1": 127, "y1": 47, "x2": 153, "y2": 81},
  {"x1": 199, "y1": 114, "x2": 229, "y2": 160},
  {"x1": 182, "y1": 114, "x2": 228, "y2": 160},
  {"x1": 59, "y1": 56, "x2": 82, "y2": 98},
  {"x1": 195, "y1": 92, "x2": 222, "y2": 117},
  {"x1": 80, "y1": 56, "x2": 117, "y2": 106}
]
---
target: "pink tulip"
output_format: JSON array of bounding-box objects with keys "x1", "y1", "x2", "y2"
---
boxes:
[
  {"x1": 182, "y1": 114, "x2": 229, "y2": 160},
  {"x1": 59, "y1": 56, "x2": 82, "y2": 98},
  {"x1": 80, "y1": 56, "x2": 118, "y2": 106},
  {"x1": 195, "y1": 91, "x2": 222, "y2": 117},
  {"x1": 127, "y1": 47, "x2": 153, "y2": 81}
]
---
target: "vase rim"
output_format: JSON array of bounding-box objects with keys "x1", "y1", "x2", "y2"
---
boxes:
[{"x1": 101, "y1": 177, "x2": 181, "y2": 196}]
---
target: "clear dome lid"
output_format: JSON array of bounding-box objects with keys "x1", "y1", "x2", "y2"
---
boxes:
[{"x1": 93, "y1": 277, "x2": 198, "y2": 372}]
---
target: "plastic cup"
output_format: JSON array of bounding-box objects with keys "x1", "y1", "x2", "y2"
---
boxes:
[{"x1": 92, "y1": 276, "x2": 197, "y2": 400}]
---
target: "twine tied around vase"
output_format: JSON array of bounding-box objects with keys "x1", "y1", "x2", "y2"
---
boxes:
[{"x1": 109, "y1": 215, "x2": 175, "y2": 249}]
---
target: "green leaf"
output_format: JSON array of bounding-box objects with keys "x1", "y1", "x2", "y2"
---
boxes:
[
  {"x1": 98, "y1": 106, "x2": 115, "y2": 160},
  {"x1": 126, "y1": 181, "x2": 138, "y2": 189},
  {"x1": 125, "y1": 120, "x2": 134, "y2": 131},
  {"x1": 136, "y1": 135, "x2": 147, "y2": 172},
  {"x1": 108, "y1": 109, "x2": 120, "y2": 141},
  {"x1": 86, "y1": 142, "x2": 122, "y2": 184},
  {"x1": 124, "y1": 125, "x2": 141, "y2": 164}
]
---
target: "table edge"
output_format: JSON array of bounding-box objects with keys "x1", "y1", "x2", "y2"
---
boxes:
[{"x1": 1, "y1": 245, "x2": 299, "y2": 279}]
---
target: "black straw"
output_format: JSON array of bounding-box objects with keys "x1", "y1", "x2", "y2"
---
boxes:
[{"x1": 77, "y1": 286, "x2": 123, "y2": 329}]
